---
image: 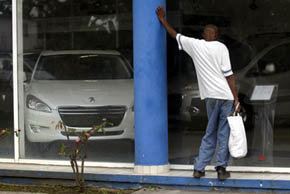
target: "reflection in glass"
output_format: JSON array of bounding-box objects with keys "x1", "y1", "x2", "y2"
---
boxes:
[
  {"x1": 0, "y1": 1, "x2": 14, "y2": 157},
  {"x1": 19, "y1": 0, "x2": 134, "y2": 162},
  {"x1": 0, "y1": 53, "x2": 14, "y2": 158},
  {"x1": 167, "y1": 0, "x2": 290, "y2": 167},
  {"x1": 15, "y1": 0, "x2": 290, "y2": 167},
  {"x1": 34, "y1": 54, "x2": 132, "y2": 80}
]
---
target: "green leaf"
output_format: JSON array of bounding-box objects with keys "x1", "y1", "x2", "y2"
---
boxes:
[
  {"x1": 81, "y1": 136, "x2": 86, "y2": 141},
  {"x1": 59, "y1": 144, "x2": 66, "y2": 153},
  {"x1": 55, "y1": 121, "x2": 63, "y2": 130}
]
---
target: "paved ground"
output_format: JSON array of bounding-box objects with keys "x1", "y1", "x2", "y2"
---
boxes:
[
  {"x1": 0, "y1": 192, "x2": 44, "y2": 194},
  {"x1": 0, "y1": 190, "x2": 273, "y2": 194},
  {"x1": 132, "y1": 189, "x2": 271, "y2": 194}
]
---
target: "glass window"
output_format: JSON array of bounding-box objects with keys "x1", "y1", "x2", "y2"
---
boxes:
[
  {"x1": 247, "y1": 43, "x2": 290, "y2": 77},
  {"x1": 0, "y1": 53, "x2": 14, "y2": 158},
  {"x1": 34, "y1": 54, "x2": 132, "y2": 80},
  {"x1": 14, "y1": 0, "x2": 290, "y2": 168},
  {"x1": 167, "y1": 0, "x2": 290, "y2": 167},
  {"x1": 18, "y1": 0, "x2": 134, "y2": 162},
  {"x1": 0, "y1": 1, "x2": 14, "y2": 158}
]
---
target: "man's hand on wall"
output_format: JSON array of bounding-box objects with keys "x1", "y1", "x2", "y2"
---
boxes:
[{"x1": 156, "y1": 6, "x2": 166, "y2": 21}]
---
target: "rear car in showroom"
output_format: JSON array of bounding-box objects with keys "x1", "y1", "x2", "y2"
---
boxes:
[{"x1": 168, "y1": 37, "x2": 290, "y2": 130}]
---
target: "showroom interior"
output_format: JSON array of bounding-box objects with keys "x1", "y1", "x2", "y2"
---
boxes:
[{"x1": 0, "y1": 0, "x2": 290, "y2": 190}]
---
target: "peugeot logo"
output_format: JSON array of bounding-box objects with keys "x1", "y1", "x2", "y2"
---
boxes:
[{"x1": 88, "y1": 97, "x2": 96, "y2": 103}]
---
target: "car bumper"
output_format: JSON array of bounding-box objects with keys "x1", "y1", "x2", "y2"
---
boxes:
[{"x1": 25, "y1": 108, "x2": 134, "y2": 143}]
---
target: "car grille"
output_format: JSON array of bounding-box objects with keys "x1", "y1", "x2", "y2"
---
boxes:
[
  {"x1": 60, "y1": 130, "x2": 124, "y2": 137},
  {"x1": 58, "y1": 106, "x2": 127, "y2": 128}
]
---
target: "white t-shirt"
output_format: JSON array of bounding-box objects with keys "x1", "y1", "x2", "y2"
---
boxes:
[{"x1": 176, "y1": 33, "x2": 234, "y2": 100}]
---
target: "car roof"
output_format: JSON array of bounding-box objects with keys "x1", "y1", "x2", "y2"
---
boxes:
[{"x1": 40, "y1": 50, "x2": 122, "y2": 56}]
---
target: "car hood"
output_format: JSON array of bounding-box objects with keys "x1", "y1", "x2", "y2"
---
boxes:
[{"x1": 26, "y1": 80, "x2": 134, "y2": 109}]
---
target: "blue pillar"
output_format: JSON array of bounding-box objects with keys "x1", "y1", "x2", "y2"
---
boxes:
[{"x1": 133, "y1": 0, "x2": 168, "y2": 173}]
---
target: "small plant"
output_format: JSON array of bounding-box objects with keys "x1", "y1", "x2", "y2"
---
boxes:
[
  {"x1": 0, "y1": 128, "x2": 22, "y2": 140},
  {"x1": 56, "y1": 119, "x2": 110, "y2": 193}
]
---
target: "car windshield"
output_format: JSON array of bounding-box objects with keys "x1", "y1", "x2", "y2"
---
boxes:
[{"x1": 33, "y1": 54, "x2": 133, "y2": 80}]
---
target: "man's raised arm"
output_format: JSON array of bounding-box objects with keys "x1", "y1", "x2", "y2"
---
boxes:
[{"x1": 156, "y1": 6, "x2": 177, "y2": 39}]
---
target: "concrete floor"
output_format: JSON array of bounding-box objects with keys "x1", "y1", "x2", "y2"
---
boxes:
[{"x1": 132, "y1": 189, "x2": 270, "y2": 194}]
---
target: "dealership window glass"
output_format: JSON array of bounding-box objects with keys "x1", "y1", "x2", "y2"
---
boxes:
[
  {"x1": 0, "y1": 53, "x2": 14, "y2": 158},
  {"x1": 18, "y1": 0, "x2": 134, "y2": 162},
  {"x1": 0, "y1": 3, "x2": 14, "y2": 158},
  {"x1": 167, "y1": 0, "x2": 290, "y2": 167},
  {"x1": 34, "y1": 54, "x2": 132, "y2": 80}
]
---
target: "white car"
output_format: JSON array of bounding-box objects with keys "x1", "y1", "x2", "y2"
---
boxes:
[{"x1": 25, "y1": 50, "x2": 134, "y2": 143}]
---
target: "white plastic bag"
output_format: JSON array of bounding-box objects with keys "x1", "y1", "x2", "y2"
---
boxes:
[{"x1": 227, "y1": 104, "x2": 247, "y2": 158}]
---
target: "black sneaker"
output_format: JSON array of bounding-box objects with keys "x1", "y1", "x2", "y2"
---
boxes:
[
  {"x1": 216, "y1": 166, "x2": 230, "y2": 180},
  {"x1": 193, "y1": 169, "x2": 205, "y2": 178}
]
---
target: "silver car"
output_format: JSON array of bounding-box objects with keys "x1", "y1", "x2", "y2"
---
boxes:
[
  {"x1": 24, "y1": 50, "x2": 134, "y2": 142},
  {"x1": 168, "y1": 38, "x2": 290, "y2": 129}
]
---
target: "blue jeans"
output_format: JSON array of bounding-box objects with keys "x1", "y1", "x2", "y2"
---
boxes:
[{"x1": 194, "y1": 98, "x2": 234, "y2": 172}]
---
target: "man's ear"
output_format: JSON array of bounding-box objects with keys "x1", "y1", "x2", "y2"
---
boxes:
[{"x1": 214, "y1": 32, "x2": 218, "y2": 40}]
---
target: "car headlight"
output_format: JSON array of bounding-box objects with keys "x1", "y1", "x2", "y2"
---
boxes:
[{"x1": 26, "y1": 95, "x2": 52, "y2": 113}]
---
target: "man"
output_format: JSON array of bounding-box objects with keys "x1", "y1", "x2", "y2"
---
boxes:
[{"x1": 156, "y1": 6, "x2": 239, "y2": 180}]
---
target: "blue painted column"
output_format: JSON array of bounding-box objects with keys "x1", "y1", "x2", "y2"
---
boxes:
[{"x1": 133, "y1": 0, "x2": 169, "y2": 174}]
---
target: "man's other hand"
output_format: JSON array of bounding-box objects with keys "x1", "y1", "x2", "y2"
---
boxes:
[{"x1": 156, "y1": 6, "x2": 165, "y2": 21}]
